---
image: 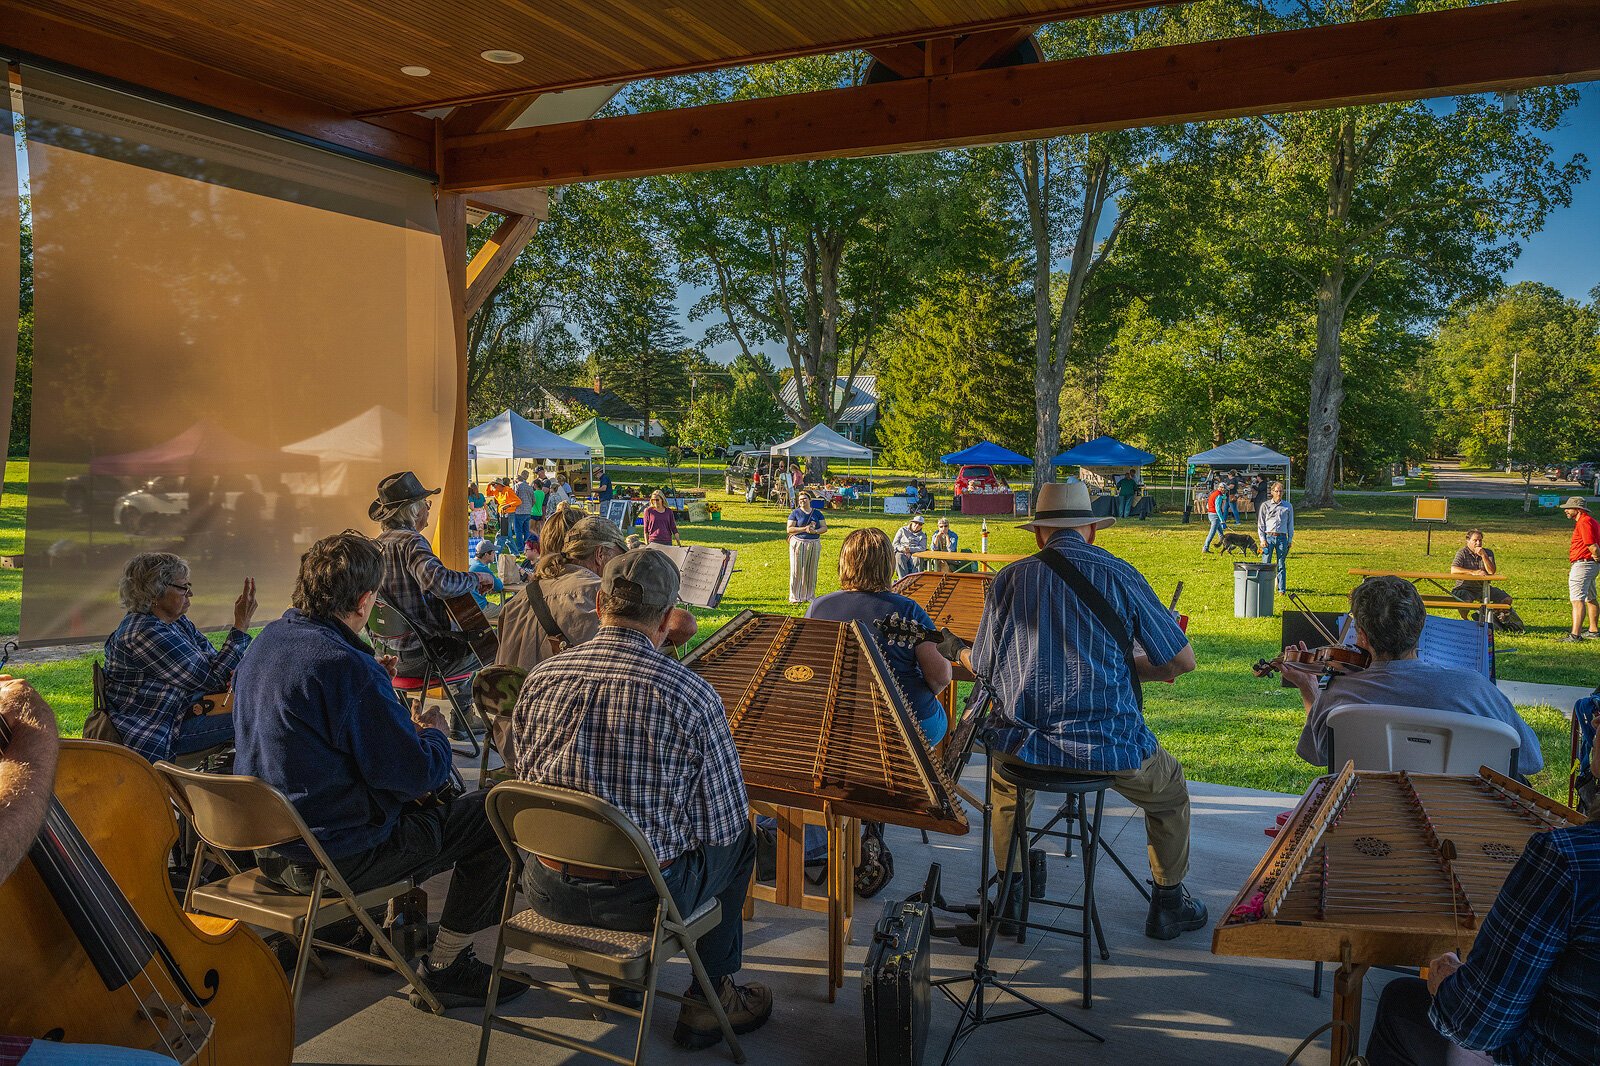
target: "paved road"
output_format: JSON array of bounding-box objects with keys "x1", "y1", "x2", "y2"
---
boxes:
[{"x1": 1333, "y1": 460, "x2": 1595, "y2": 500}]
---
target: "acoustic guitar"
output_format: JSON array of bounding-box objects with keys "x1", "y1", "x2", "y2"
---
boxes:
[
  {"x1": 0, "y1": 688, "x2": 294, "y2": 1062},
  {"x1": 441, "y1": 591, "x2": 499, "y2": 667}
]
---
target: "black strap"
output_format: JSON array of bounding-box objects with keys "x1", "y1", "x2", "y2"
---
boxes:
[
  {"x1": 1034, "y1": 548, "x2": 1144, "y2": 714},
  {"x1": 522, "y1": 578, "x2": 567, "y2": 649}
]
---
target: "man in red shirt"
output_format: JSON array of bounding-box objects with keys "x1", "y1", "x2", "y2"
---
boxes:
[
  {"x1": 1560, "y1": 496, "x2": 1600, "y2": 642},
  {"x1": 1201, "y1": 482, "x2": 1227, "y2": 553}
]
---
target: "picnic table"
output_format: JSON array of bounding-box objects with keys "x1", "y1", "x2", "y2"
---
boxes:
[
  {"x1": 1347, "y1": 568, "x2": 1512, "y2": 616},
  {"x1": 914, "y1": 549, "x2": 1028, "y2": 573}
]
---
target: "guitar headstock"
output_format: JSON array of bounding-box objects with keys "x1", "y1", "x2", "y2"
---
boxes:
[{"x1": 873, "y1": 614, "x2": 937, "y2": 650}]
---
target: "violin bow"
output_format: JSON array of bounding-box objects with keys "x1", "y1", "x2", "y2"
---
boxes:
[{"x1": 1284, "y1": 591, "x2": 1341, "y2": 646}]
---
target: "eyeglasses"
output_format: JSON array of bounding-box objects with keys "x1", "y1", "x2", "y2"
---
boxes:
[{"x1": 168, "y1": 582, "x2": 193, "y2": 594}]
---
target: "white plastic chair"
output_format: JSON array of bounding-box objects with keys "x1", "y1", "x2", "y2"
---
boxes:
[{"x1": 1325, "y1": 703, "x2": 1520, "y2": 777}]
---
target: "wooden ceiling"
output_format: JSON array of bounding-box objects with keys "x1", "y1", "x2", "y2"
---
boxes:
[{"x1": 8, "y1": 0, "x2": 1168, "y2": 114}]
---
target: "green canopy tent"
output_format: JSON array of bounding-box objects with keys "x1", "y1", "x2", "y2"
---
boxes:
[{"x1": 560, "y1": 417, "x2": 668, "y2": 496}]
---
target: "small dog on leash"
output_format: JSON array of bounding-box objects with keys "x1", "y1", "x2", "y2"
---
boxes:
[{"x1": 1220, "y1": 531, "x2": 1260, "y2": 556}]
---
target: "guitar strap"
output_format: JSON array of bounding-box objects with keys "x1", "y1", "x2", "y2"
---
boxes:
[
  {"x1": 522, "y1": 578, "x2": 568, "y2": 651},
  {"x1": 1034, "y1": 547, "x2": 1144, "y2": 714}
]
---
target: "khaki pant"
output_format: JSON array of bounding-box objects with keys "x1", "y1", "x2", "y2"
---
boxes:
[{"x1": 989, "y1": 746, "x2": 1192, "y2": 887}]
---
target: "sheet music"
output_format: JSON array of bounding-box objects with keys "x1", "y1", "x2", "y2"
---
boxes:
[
  {"x1": 1336, "y1": 611, "x2": 1490, "y2": 678},
  {"x1": 647, "y1": 544, "x2": 737, "y2": 608}
]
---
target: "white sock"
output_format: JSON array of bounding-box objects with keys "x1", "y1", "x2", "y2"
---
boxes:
[{"x1": 430, "y1": 927, "x2": 471, "y2": 968}]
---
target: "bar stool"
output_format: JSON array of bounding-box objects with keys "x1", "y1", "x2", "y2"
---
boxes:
[{"x1": 993, "y1": 758, "x2": 1119, "y2": 1009}]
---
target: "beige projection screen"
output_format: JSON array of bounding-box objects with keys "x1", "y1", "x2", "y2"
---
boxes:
[{"x1": 19, "y1": 68, "x2": 455, "y2": 642}]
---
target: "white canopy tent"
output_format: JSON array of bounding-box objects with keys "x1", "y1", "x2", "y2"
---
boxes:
[
  {"x1": 770, "y1": 423, "x2": 875, "y2": 507},
  {"x1": 468, "y1": 409, "x2": 592, "y2": 489},
  {"x1": 283, "y1": 404, "x2": 409, "y2": 496},
  {"x1": 1185, "y1": 438, "x2": 1293, "y2": 505}
]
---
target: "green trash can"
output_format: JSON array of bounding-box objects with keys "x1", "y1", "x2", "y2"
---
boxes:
[{"x1": 1234, "y1": 562, "x2": 1275, "y2": 618}]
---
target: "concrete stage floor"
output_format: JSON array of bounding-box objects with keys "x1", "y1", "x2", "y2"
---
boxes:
[{"x1": 291, "y1": 765, "x2": 1398, "y2": 1066}]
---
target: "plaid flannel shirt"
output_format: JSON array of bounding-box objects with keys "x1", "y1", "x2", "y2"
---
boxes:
[
  {"x1": 1430, "y1": 822, "x2": 1600, "y2": 1065},
  {"x1": 511, "y1": 626, "x2": 748, "y2": 863},
  {"x1": 102, "y1": 611, "x2": 250, "y2": 762},
  {"x1": 376, "y1": 527, "x2": 478, "y2": 654}
]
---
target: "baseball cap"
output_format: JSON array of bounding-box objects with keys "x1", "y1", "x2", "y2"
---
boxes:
[{"x1": 601, "y1": 548, "x2": 681, "y2": 609}]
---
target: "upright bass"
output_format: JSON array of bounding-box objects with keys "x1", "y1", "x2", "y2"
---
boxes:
[{"x1": 0, "y1": 686, "x2": 293, "y2": 1063}]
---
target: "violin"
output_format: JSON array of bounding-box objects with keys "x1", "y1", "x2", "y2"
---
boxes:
[
  {"x1": 1251, "y1": 643, "x2": 1371, "y2": 679},
  {"x1": 0, "y1": 680, "x2": 293, "y2": 1062}
]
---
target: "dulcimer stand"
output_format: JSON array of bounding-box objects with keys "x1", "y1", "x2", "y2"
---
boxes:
[{"x1": 929, "y1": 678, "x2": 1105, "y2": 1063}]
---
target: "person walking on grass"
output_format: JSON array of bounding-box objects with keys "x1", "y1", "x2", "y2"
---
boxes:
[
  {"x1": 787, "y1": 490, "x2": 827, "y2": 604},
  {"x1": 1257, "y1": 480, "x2": 1294, "y2": 594},
  {"x1": 1559, "y1": 496, "x2": 1599, "y2": 642},
  {"x1": 1201, "y1": 482, "x2": 1227, "y2": 553}
]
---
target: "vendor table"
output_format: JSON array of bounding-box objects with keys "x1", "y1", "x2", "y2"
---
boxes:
[{"x1": 959, "y1": 492, "x2": 1014, "y2": 516}]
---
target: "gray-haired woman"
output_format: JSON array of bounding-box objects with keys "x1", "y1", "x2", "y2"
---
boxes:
[{"x1": 102, "y1": 551, "x2": 257, "y2": 763}]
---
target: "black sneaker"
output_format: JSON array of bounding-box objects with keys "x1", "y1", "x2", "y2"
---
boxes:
[{"x1": 410, "y1": 945, "x2": 529, "y2": 1011}]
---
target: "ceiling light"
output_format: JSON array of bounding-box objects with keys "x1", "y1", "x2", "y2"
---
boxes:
[
  {"x1": 481, "y1": 49, "x2": 524, "y2": 65},
  {"x1": 401, "y1": 65, "x2": 431, "y2": 77}
]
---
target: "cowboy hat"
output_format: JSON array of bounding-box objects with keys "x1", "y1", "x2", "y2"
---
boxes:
[
  {"x1": 1560, "y1": 496, "x2": 1591, "y2": 513},
  {"x1": 369, "y1": 470, "x2": 440, "y2": 520},
  {"x1": 1018, "y1": 480, "x2": 1116, "y2": 533}
]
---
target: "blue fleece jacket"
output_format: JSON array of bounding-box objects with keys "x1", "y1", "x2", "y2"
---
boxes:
[{"x1": 233, "y1": 608, "x2": 453, "y2": 860}]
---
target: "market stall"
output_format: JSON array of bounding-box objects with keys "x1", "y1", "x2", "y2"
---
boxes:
[
  {"x1": 469, "y1": 409, "x2": 593, "y2": 490},
  {"x1": 940, "y1": 440, "x2": 1031, "y2": 516},
  {"x1": 770, "y1": 423, "x2": 874, "y2": 509},
  {"x1": 1054, "y1": 435, "x2": 1156, "y2": 518},
  {"x1": 1184, "y1": 439, "x2": 1293, "y2": 517}
]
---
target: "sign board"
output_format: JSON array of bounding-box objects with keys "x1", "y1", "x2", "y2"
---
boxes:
[
  {"x1": 1538, "y1": 494, "x2": 1561, "y2": 508},
  {"x1": 601, "y1": 499, "x2": 638, "y2": 530},
  {"x1": 1391, "y1": 475, "x2": 1407, "y2": 487},
  {"x1": 1013, "y1": 490, "x2": 1030, "y2": 516},
  {"x1": 1413, "y1": 497, "x2": 1449, "y2": 523},
  {"x1": 1407, "y1": 466, "x2": 1423, "y2": 478}
]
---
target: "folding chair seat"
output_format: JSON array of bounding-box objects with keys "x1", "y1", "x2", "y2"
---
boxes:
[
  {"x1": 477, "y1": 781, "x2": 745, "y2": 1066},
  {"x1": 154, "y1": 760, "x2": 445, "y2": 1017},
  {"x1": 472, "y1": 665, "x2": 528, "y2": 784}
]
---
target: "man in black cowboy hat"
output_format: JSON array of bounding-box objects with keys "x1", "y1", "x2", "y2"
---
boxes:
[{"x1": 371, "y1": 471, "x2": 494, "y2": 679}]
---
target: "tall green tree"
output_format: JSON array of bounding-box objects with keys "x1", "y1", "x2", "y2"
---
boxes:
[
  {"x1": 1427, "y1": 282, "x2": 1600, "y2": 508},
  {"x1": 630, "y1": 55, "x2": 932, "y2": 434}
]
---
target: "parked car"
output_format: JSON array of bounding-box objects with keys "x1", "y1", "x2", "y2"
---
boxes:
[
  {"x1": 954, "y1": 464, "x2": 1008, "y2": 496},
  {"x1": 61, "y1": 473, "x2": 134, "y2": 515},
  {"x1": 725, "y1": 452, "x2": 773, "y2": 496}
]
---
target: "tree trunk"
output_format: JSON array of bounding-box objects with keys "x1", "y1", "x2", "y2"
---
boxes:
[
  {"x1": 1022, "y1": 142, "x2": 1061, "y2": 495},
  {"x1": 1303, "y1": 270, "x2": 1346, "y2": 506}
]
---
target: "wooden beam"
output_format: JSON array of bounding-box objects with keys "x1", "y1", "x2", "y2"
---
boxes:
[
  {"x1": 466, "y1": 187, "x2": 549, "y2": 220},
  {"x1": 443, "y1": 94, "x2": 541, "y2": 138},
  {"x1": 866, "y1": 44, "x2": 926, "y2": 81},
  {"x1": 465, "y1": 213, "x2": 540, "y2": 318},
  {"x1": 444, "y1": 0, "x2": 1600, "y2": 192},
  {"x1": 434, "y1": 192, "x2": 471, "y2": 569},
  {"x1": 952, "y1": 26, "x2": 1037, "y2": 71},
  {"x1": 0, "y1": 2, "x2": 433, "y2": 172}
]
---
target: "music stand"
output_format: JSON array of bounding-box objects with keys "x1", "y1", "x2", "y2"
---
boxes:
[{"x1": 931, "y1": 671, "x2": 1105, "y2": 1062}]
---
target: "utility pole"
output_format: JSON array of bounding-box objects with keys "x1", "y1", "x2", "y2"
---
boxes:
[{"x1": 1504, "y1": 350, "x2": 1519, "y2": 472}]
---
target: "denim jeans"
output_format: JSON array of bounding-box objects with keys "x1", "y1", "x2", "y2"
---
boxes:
[
  {"x1": 1263, "y1": 532, "x2": 1290, "y2": 592},
  {"x1": 521, "y1": 825, "x2": 756, "y2": 989},
  {"x1": 173, "y1": 710, "x2": 236, "y2": 755},
  {"x1": 1202, "y1": 512, "x2": 1225, "y2": 552},
  {"x1": 258, "y1": 787, "x2": 508, "y2": 935},
  {"x1": 1220, "y1": 497, "x2": 1239, "y2": 523}
]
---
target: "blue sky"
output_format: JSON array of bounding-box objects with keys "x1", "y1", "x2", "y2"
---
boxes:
[{"x1": 683, "y1": 83, "x2": 1600, "y2": 362}]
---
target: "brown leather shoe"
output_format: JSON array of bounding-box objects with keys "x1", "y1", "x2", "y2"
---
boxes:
[{"x1": 673, "y1": 975, "x2": 773, "y2": 1049}]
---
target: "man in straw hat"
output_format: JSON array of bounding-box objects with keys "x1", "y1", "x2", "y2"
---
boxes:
[
  {"x1": 933, "y1": 479, "x2": 1207, "y2": 940},
  {"x1": 1559, "y1": 496, "x2": 1600, "y2": 642},
  {"x1": 370, "y1": 471, "x2": 495, "y2": 679}
]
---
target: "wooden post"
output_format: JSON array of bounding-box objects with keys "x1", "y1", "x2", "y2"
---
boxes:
[
  {"x1": 435, "y1": 190, "x2": 470, "y2": 567},
  {"x1": 1331, "y1": 957, "x2": 1370, "y2": 1066}
]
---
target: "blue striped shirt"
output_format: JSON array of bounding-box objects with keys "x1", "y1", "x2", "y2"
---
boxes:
[
  {"x1": 971, "y1": 528, "x2": 1188, "y2": 772},
  {"x1": 1431, "y1": 822, "x2": 1600, "y2": 1065}
]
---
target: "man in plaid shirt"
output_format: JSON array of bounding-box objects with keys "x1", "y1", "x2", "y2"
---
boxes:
[
  {"x1": 1366, "y1": 821, "x2": 1600, "y2": 1065},
  {"x1": 513, "y1": 549, "x2": 772, "y2": 1051}
]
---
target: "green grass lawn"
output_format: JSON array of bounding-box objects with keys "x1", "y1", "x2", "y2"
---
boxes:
[{"x1": 3, "y1": 459, "x2": 1593, "y2": 800}]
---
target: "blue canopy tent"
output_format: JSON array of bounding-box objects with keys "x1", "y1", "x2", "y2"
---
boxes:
[
  {"x1": 1054, "y1": 435, "x2": 1157, "y2": 517},
  {"x1": 939, "y1": 441, "x2": 1034, "y2": 466}
]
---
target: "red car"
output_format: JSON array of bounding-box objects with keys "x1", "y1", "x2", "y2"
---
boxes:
[{"x1": 954, "y1": 465, "x2": 1007, "y2": 496}]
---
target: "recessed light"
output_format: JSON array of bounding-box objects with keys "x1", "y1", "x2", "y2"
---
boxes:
[
  {"x1": 481, "y1": 49, "x2": 524, "y2": 65},
  {"x1": 401, "y1": 65, "x2": 431, "y2": 77}
]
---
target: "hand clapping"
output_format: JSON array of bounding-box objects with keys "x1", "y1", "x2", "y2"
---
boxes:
[{"x1": 233, "y1": 577, "x2": 258, "y2": 632}]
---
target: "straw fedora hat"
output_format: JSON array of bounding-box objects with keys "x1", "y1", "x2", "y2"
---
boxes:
[
  {"x1": 1559, "y1": 496, "x2": 1591, "y2": 514},
  {"x1": 1018, "y1": 480, "x2": 1116, "y2": 533}
]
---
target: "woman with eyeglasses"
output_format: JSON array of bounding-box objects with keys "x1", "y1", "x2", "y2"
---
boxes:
[{"x1": 102, "y1": 551, "x2": 258, "y2": 763}]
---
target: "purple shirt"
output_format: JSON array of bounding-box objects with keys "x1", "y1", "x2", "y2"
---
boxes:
[{"x1": 643, "y1": 505, "x2": 677, "y2": 544}]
